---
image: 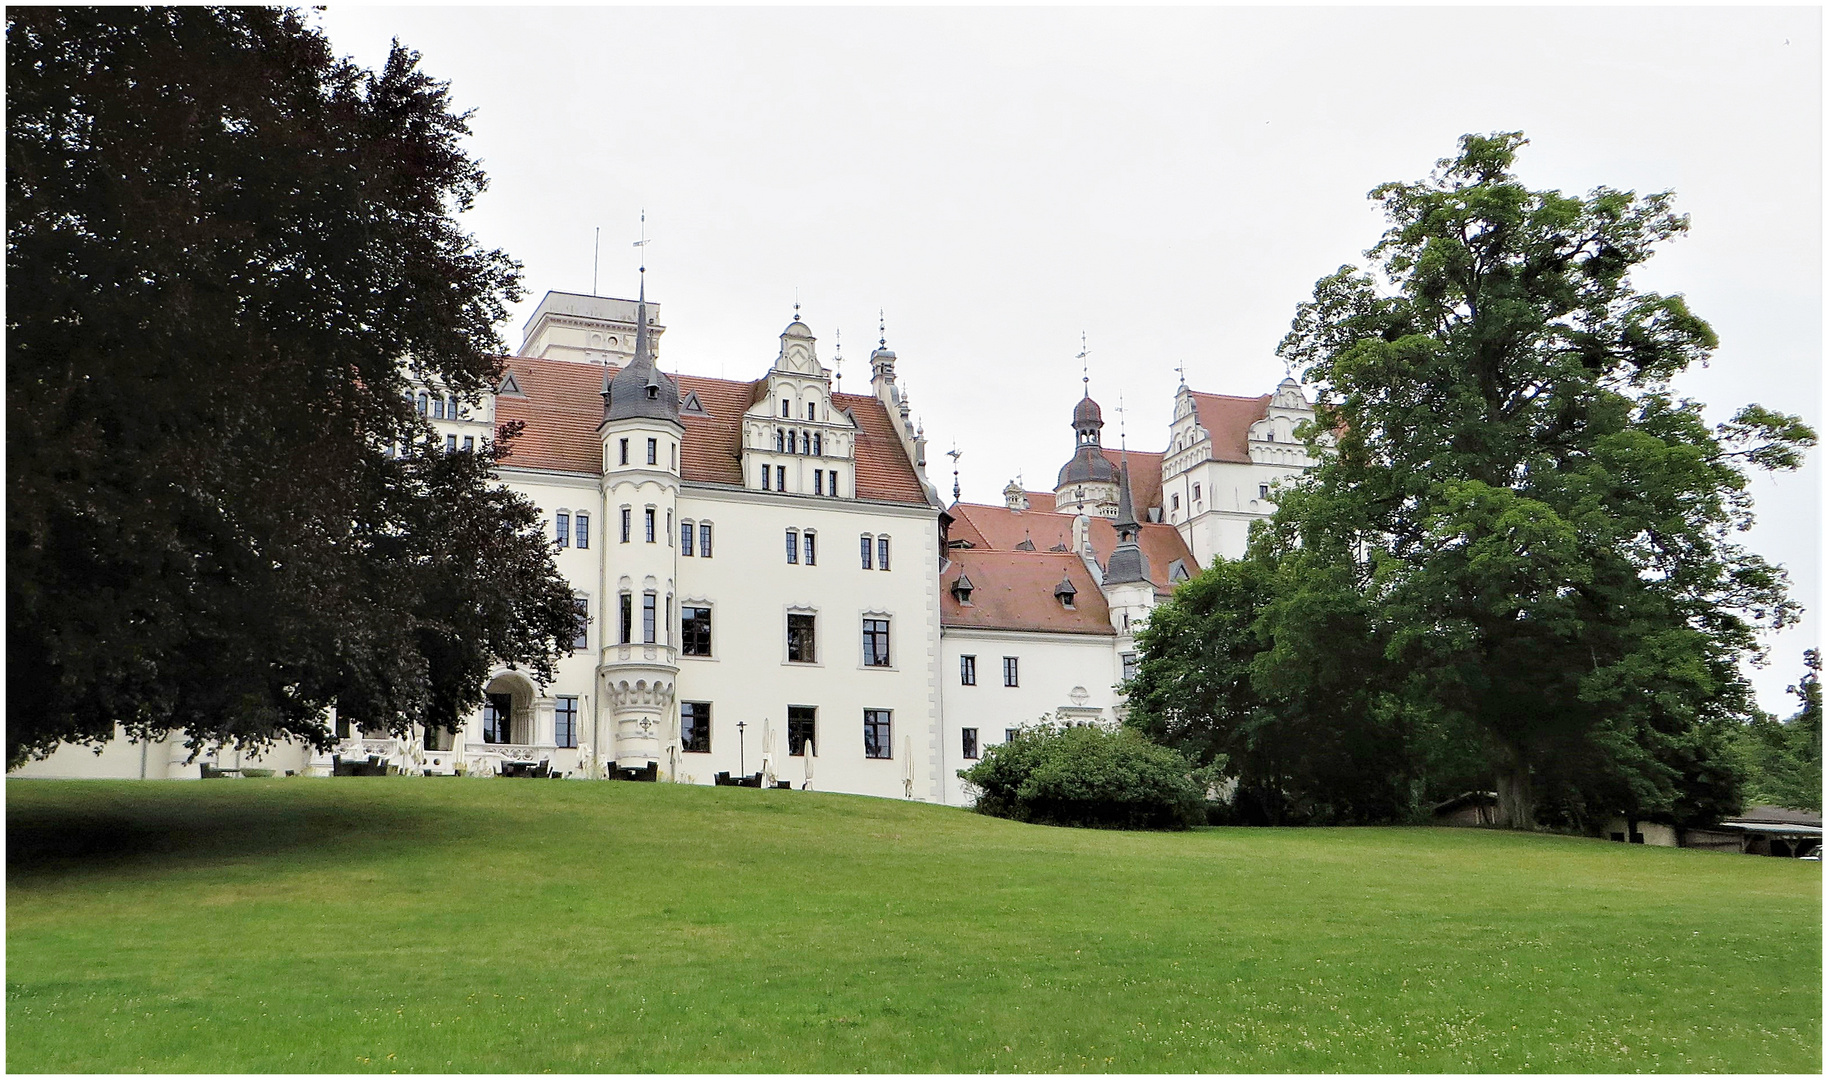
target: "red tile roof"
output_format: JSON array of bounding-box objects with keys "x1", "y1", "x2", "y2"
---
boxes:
[
  {"x1": 491, "y1": 355, "x2": 931, "y2": 506},
  {"x1": 1190, "y1": 392, "x2": 1272, "y2": 464},
  {"x1": 945, "y1": 502, "x2": 1197, "y2": 594},
  {"x1": 942, "y1": 551, "x2": 1113, "y2": 635},
  {"x1": 1098, "y1": 448, "x2": 1164, "y2": 517}
]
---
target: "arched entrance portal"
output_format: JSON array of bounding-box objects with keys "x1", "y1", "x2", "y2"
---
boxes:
[{"x1": 482, "y1": 671, "x2": 538, "y2": 746}]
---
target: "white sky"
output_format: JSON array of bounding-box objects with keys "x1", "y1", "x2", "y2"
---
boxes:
[{"x1": 314, "y1": 5, "x2": 1820, "y2": 715}]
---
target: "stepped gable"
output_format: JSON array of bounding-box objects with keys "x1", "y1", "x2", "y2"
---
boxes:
[
  {"x1": 492, "y1": 355, "x2": 930, "y2": 505},
  {"x1": 1099, "y1": 448, "x2": 1163, "y2": 515},
  {"x1": 1190, "y1": 391, "x2": 1273, "y2": 463},
  {"x1": 946, "y1": 502, "x2": 1196, "y2": 594},
  {"x1": 941, "y1": 551, "x2": 1113, "y2": 635}
]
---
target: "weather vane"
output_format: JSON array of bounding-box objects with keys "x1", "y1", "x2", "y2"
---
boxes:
[
  {"x1": 946, "y1": 443, "x2": 963, "y2": 502},
  {"x1": 632, "y1": 209, "x2": 650, "y2": 277},
  {"x1": 1174, "y1": 359, "x2": 1187, "y2": 386},
  {"x1": 833, "y1": 328, "x2": 843, "y2": 389},
  {"x1": 1077, "y1": 331, "x2": 1090, "y2": 395}
]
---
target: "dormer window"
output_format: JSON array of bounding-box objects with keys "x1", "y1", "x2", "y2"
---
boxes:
[
  {"x1": 1054, "y1": 576, "x2": 1077, "y2": 609},
  {"x1": 951, "y1": 573, "x2": 974, "y2": 604},
  {"x1": 647, "y1": 385, "x2": 658, "y2": 400}
]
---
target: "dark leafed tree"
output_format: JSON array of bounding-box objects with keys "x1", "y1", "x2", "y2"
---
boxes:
[
  {"x1": 7, "y1": 7, "x2": 580, "y2": 767},
  {"x1": 1129, "y1": 133, "x2": 1813, "y2": 829}
]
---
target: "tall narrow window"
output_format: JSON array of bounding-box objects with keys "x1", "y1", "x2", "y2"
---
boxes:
[
  {"x1": 830, "y1": 469, "x2": 840, "y2": 496},
  {"x1": 800, "y1": 431, "x2": 811, "y2": 455},
  {"x1": 680, "y1": 521, "x2": 694, "y2": 556},
  {"x1": 555, "y1": 697, "x2": 579, "y2": 749},
  {"x1": 445, "y1": 396, "x2": 456, "y2": 420},
  {"x1": 776, "y1": 465, "x2": 786, "y2": 490},
  {"x1": 482, "y1": 693, "x2": 512, "y2": 744},
  {"x1": 787, "y1": 613, "x2": 816, "y2": 663},
  {"x1": 667, "y1": 510, "x2": 673, "y2": 545},
  {"x1": 646, "y1": 438, "x2": 658, "y2": 465},
  {"x1": 619, "y1": 594, "x2": 633, "y2": 644},
  {"x1": 681, "y1": 702, "x2": 711, "y2": 753},
  {"x1": 555, "y1": 512, "x2": 570, "y2": 548},
  {"x1": 960, "y1": 655, "x2": 977, "y2": 685},
  {"x1": 432, "y1": 396, "x2": 445, "y2": 419},
  {"x1": 619, "y1": 438, "x2": 629, "y2": 466},
  {"x1": 776, "y1": 429, "x2": 785, "y2": 452},
  {"x1": 804, "y1": 532, "x2": 816, "y2": 566},
  {"x1": 788, "y1": 706, "x2": 816, "y2": 756},
  {"x1": 445, "y1": 434, "x2": 457, "y2": 453},
  {"x1": 664, "y1": 596, "x2": 672, "y2": 645},
  {"x1": 860, "y1": 536, "x2": 872, "y2": 570},
  {"x1": 962, "y1": 728, "x2": 979, "y2": 760},
  {"x1": 645, "y1": 507, "x2": 656, "y2": 543},
  {"x1": 813, "y1": 433, "x2": 822, "y2": 456},
  {"x1": 1259, "y1": 483, "x2": 1271, "y2": 500},
  {"x1": 814, "y1": 470, "x2": 824, "y2": 495},
  {"x1": 782, "y1": 399, "x2": 791, "y2": 417},
  {"x1": 681, "y1": 606, "x2": 712, "y2": 657},
  {"x1": 572, "y1": 597, "x2": 589, "y2": 652},
  {"x1": 575, "y1": 513, "x2": 589, "y2": 549},
  {"x1": 1003, "y1": 656, "x2": 1019, "y2": 687},
  {"x1": 642, "y1": 592, "x2": 657, "y2": 644},
  {"x1": 785, "y1": 530, "x2": 799, "y2": 564},
  {"x1": 863, "y1": 618, "x2": 890, "y2": 667},
  {"x1": 621, "y1": 507, "x2": 631, "y2": 543},
  {"x1": 1122, "y1": 652, "x2": 1139, "y2": 681},
  {"x1": 700, "y1": 523, "x2": 713, "y2": 558},
  {"x1": 416, "y1": 392, "x2": 429, "y2": 415},
  {"x1": 863, "y1": 710, "x2": 892, "y2": 759},
  {"x1": 1193, "y1": 483, "x2": 1202, "y2": 503},
  {"x1": 761, "y1": 464, "x2": 771, "y2": 490},
  {"x1": 877, "y1": 537, "x2": 891, "y2": 571}
]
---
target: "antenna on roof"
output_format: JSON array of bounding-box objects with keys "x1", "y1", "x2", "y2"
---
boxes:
[
  {"x1": 592, "y1": 227, "x2": 600, "y2": 297},
  {"x1": 946, "y1": 443, "x2": 963, "y2": 502}
]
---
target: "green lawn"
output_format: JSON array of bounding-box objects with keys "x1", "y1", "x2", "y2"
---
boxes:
[{"x1": 6, "y1": 779, "x2": 1820, "y2": 1073}]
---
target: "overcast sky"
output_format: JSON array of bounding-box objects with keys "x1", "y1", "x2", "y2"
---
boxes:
[{"x1": 314, "y1": 5, "x2": 1820, "y2": 713}]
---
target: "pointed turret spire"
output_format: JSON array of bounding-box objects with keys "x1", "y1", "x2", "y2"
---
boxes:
[
  {"x1": 604, "y1": 261, "x2": 681, "y2": 426},
  {"x1": 1105, "y1": 455, "x2": 1150, "y2": 585}
]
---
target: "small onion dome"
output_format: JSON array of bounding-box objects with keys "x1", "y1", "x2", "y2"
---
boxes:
[
  {"x1": 1073, "y1": 395, "x2": 1104, "y2": 427},
  {"x1": 951, "y1": 572, "x2": 975, "y2": 603}
]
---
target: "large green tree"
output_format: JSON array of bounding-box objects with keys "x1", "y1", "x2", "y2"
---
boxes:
[
  {"x1": 1731, "y1": 650, "x2": 1823, "y2": 813},
  {"x1": 7, "y1": 7, "x2": 580, "y2": 767},
  {"x1": 1129, "y1": 133, "x2": 1812, "y2": 829}
]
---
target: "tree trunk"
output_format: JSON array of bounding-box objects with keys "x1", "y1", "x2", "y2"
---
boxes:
[{"x1": 1493, "y1": 747, "x2": 1535, "y2": 830}]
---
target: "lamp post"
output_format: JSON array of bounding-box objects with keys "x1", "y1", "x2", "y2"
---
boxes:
[{"x1": 736, "y1": 720, "x2": 748, "y2": 779}]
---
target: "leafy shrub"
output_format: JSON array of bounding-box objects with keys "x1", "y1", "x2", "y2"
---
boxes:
[{"x1": 958, "y1": 725, "x2": 1213, "y2": 830}]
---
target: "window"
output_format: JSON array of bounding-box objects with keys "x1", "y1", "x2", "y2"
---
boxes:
[
  {"x1": 829, "y1": 470, "x2": 839, "y2": 496},
  {"x1": 1122, "y1": 652, "x2": 1139, "y2": 681},
  {"x1": 572, "y1": 597, "x2": 589, "y2": 652},
  {"x1": 1171, "y1": 493, "x2": 1181, "y2": 512},
  {"x1": 555, "y1": 697, "x2": 578, "y2": 748},
  {"x1": 1193, "y1": 483, "x2": 1202, "y2": 503},
  {"x1": 664, "y1": 596, "x2": 672, "y2": 645},
  {"x1": 762, "y1": 464, "x2": 771, "y2": 490},
  {"x1": 800, "y1": 431, "x2": 810, "y2": 455},
  {"x1": 1003, "y1": 657, "x2": 1019, "y2": 687},
  {"x1": 432, "y1": 396, "x2": 445, "y2": 419},
  {"x1": 785, "y1": 529, "x2": 799, "y2": 564},
  {"x1": 1259, "y1": 483, "x2": 1271, "y2": 500},
  {"x1": 813, "y1": 433, "x2": 822, "y2": 456},
  {"x1": 645, "y1": 507, "x2": 656, "y2": 543},
  {"x1": 575, "y1": 513, "x2": 589, "y2": 549},
  {"x1": 962, "y1": 728, "x2": 979, "y2": 760},
  {"x1": 863, "y1": 618, "x2": 891, "y2": 667},
  {"x1": 807, "y1": 401, "x2": 815, "y2": 420},
  {"x1": 555, "y1": 511, "x2": 570, "y2": 548},
  {"x1": 619, "y1": 593, "x2": 633, "y2": 644},
  {"x1": 776, "y1": 465, "x2": 786, "y2": 490},
  {"x1": 482, "y1": 693, "x2": 512, "y2": 744},
  {"x1": 775, "y1": 429, "x2": 785, "y2": 452},
  {"x1": 671, "y1": 443, "x2": 677, "y2": 470},
  {"x1": 445, "y1": 433, "x2": 457, "y2": 453},
  {"x1": 700, "y1": 523, "x2": 713, "y2": 558},
  {"x1": 803, "y1": 531, "x2": 816, "y2": 565},
  {"x1": 877, "y1": 537, "x2": 890, "y2": 571},
  {"x1": 680, "y1": 520, "x2": 694, "y2": 556},
  {"x1": 416, "y1": 392, "x2": 429, "y2": 415},
  {"x1": 787, "y1": 613, "x2": 816, "y2": 663},
  {"x1": 667, "y1": 510, "x2": 673, "y2": 545},
  {"x1": 1005, "y1": 728, "x2": 1019, "y2": 744},
  {"x1": 782, "y1": 399, "x2": 791, "y2": 417},
  {"x1": 788, "y1": 705, "x2": 816, "y2": 756},
  {"x1": 814, "y1": 470, "x2": 823, "y2": 495},
  {"x1": 463, "y1": 435, "x2": 475, "y2": 453},
  {"x1": 619, "y1": 438, "x2": 629, "y2": 466},
  {"x1": 621, "y1": 507, "x2": 632, "y2": 543},
  {"x1": 960, "y1": 655, "x2": 977, "y2": 685},
  {"x1": 860, "y1": 536, "x2": 872, "y2": 570},
  {"x1": 681, "y1": 702, "x2": 711, "y2": 753},
  {"x1": 681, "y1": 606, "x2": 712, "y2": 657},
  {"x1": 863, "y1": 710, "x2": 892, "y2": 758},
  {"x1": 647, "y1": 438, "x2": 657, "y2": 465},
  {"x1": 642, "y1": 592, "x2": 657, "y2": 644}
]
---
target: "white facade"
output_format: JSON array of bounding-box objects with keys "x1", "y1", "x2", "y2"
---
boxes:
[{"x1": 11, "y1": 288, "x2": 1317, "y2": 805}]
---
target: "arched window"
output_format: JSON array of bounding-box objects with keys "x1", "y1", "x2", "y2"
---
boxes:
[
  {"x1": 813, "y1": 433, "x2": 822, "y2": 456},
  {"x1": 416, "y1": 392, "x2": 429, "y2": 415},
  {"x1": 432, "y1": 396, "x2": 446, "y2": 419},
  {"x1": 775, "y1": 429, "x2": 786, "y2": 452},
  {"x1": 800, "y1": 431, "x2": 811, "y2": 455}
]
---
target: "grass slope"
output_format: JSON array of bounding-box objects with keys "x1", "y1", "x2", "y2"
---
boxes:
[{"x1": 6, "y1": 779, "x2": 1820, "y2": 1073}]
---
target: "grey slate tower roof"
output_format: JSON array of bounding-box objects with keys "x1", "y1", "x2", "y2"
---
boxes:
[
  {"x1": 1104, "y1": 457, "x2": 1151, "y2": 585},
  {"x1": 1056, "y1": 389, "x2": 1120, "y2": 488},
  {"x1": 603, "y1": 275, "x2": 681, "y2": 427}
]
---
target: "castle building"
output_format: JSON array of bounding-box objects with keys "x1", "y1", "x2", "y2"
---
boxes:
[{"x1": 11, "y1": 286, "x2": 1316, "y2": 801}]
